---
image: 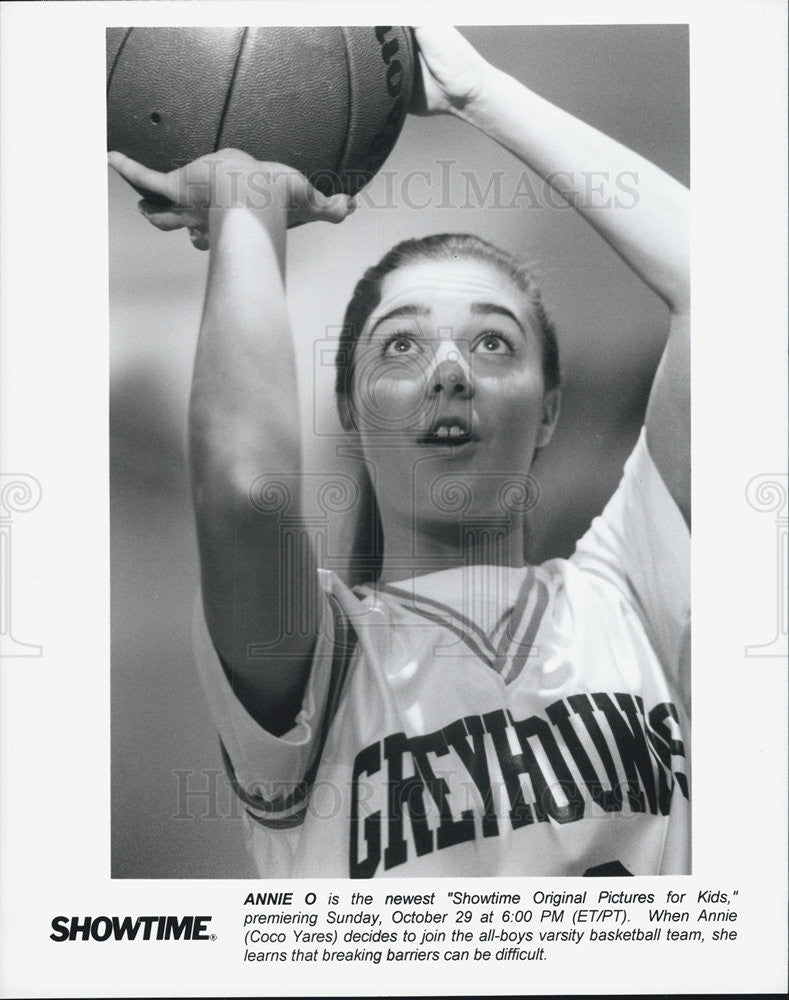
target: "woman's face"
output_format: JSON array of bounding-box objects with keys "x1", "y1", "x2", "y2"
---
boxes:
[{"x1": 351, "y1": 257, "x2": 560, "y2": 531}]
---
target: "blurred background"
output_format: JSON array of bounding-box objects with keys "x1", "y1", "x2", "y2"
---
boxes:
[{"x1": 109, "y1": 24, "x2": 688, "y2": 877}]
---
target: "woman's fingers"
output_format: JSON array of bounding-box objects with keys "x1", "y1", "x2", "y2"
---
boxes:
[
  {"x1": 115, "y1": 153, "x2": 356, "y2": 233},
  {"x1": 108, "y1": 151, "x2": 177, "y2": 202},
  {"x1": 312, "y1": 192, "x2": 356, "y2": 225},
  {"x1": 137, "y1": 200, "x2": 209, "y2": 249},
  {"x1": 188, "y1": 228, "x2": 210, "y2": 251},
  {"x1": 288, "y1": 177, "x2": 356, "y2": 227},
  {"x1": 137, "y1": 200, "x2": 191, "y2": 231}
]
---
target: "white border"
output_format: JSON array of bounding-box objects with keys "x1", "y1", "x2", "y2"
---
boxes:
[{"x1": 1, "y1": 1, "x2": 786, "y2": 996}]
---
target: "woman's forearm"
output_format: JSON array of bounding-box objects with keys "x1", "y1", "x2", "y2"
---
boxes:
[
  {"x1": 107, "y1": 151, "x2": 352, "y2": 728},
  {"x1": 459, "y1": 68, "x2": 690, "y2": 313},
  {"x1": 188, "y1": 200, "x2": 320, "y2": 728},
  {"x1": 189, "y1": 202, "x2": 299, "y2": 498}
]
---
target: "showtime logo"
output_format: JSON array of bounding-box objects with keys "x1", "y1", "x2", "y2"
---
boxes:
[{"x1": 50, "y1": 915, "x2": 214, "y2": 942}]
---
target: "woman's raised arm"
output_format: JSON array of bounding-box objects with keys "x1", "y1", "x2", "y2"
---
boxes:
[
  {"x1": 413, "y1": 27, "x2": 690, "y2": 521},
  {"x1": 109, "y1": 151, "x2": 354, "y2": 733}
]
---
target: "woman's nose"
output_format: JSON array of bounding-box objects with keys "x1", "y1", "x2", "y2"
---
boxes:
[{"x1": 429, "y1": 341, "x2": 473, "y2": 397}]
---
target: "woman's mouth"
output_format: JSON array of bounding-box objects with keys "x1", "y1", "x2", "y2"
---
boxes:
[{"x1": 418, "y1": 417, "x2": 473, "y2": 445}]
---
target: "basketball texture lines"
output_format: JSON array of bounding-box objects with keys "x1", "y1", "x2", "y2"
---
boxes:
[{"x1": 106, "y1": 26, "x2": 416, "y2": 197}]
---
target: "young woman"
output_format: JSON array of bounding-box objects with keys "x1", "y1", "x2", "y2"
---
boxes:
[{"x1": 110, "y1": 27, "x2": 690, "y2": 878}]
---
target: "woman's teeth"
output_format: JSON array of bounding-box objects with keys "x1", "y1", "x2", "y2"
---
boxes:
[
  {"x1": 418, "y1": 422, "x2": 471, "y2": 444},
  {"x1": 435, "y1": 425, "x2": 465, "y2": 439}
]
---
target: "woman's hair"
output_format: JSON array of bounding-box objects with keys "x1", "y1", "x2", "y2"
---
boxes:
[
  {"x1": 333, "y1": 233, "x2": 560, "y2": 584},
  {"x1": 335, "y1": 233, "x2": 560, "y2": 431}
]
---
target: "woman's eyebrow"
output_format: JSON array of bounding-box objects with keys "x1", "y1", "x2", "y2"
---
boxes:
[
  {"x1": 470, "y1": 302, "x2": 526, "y2": 335},
  {"x1": 366, "y1": 301, "x2": 526, "y2": 339},
  {"x1": 367, "y1": 303, "x2": 430, "y2": 338}
]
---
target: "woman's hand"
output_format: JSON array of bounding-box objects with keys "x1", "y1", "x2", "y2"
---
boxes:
[
  {"x1": 410, "y1": 26, "x2": 496, "y2": 117},
  {"x1": 108, "y1": 149, "x2": 355, "y2": 250}
]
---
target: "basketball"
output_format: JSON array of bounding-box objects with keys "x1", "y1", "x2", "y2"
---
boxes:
[{"x1": 106, "y1": 26, "x2": 416, "y2": 198}]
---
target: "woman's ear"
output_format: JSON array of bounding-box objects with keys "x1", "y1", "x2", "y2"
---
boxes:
[{"x1": 535, "y1": 387, "x2": 561, "y2": 448}]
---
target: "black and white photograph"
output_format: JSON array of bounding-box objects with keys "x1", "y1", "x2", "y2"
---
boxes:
[
  {"x1": 1, "y1": 1, "x2": 786, "y2": 996},
  {"x1": 109, "y1": 23, "x2": 691, "y2": 880}
]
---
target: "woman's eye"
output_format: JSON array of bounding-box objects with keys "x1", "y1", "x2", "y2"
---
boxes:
[
  {"x1": 383, "y1": 335, "x2": 416, "y2": 355},
  {"x1": 474, "y1": 332, "x2": 513, "y2": 354}
]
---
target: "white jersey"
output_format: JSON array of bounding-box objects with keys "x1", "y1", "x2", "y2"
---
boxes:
[{"x1": 194, "y1": 429, "x2": 690, "y2": 877}]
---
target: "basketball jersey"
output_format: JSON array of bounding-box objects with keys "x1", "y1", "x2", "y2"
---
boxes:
[{"x1": 193, "y1": 429, "x2": 690, "y2": 877}]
